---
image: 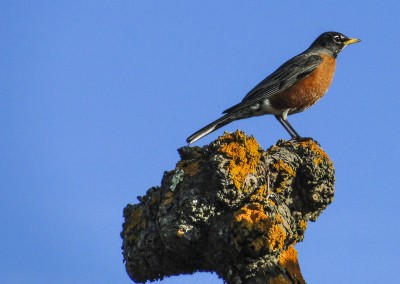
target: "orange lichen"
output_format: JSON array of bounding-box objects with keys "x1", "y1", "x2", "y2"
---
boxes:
[
  {"x1": 299, "y1": 220, "x2": 307, "y2": 231},
  {"x1": 313, "y1": 157, "x2": 324, "y2": 166},
  {"x1": 177, "y1": 229, "x2": 184, "y2": 237},
  {"x1": 232, "y1": 203, "x2": 286, "y2": 253},
  {"x1": 275, "y1": 213, "x2": 284, "y2": 224},
  {"x1": 267, "y1": 223, "x2": 286, "y2": 251},
  {"x1": 218, "y1": 131, "x2": 261, "y2": 190},
  {"x1": 233, "y1": 203, "x2": 269, "y2": 232},
  {"x1": 278, "y1": 246, "x2": 305, "y2": 284},
  {"x1": 272, "y1": 160, "x2": 295, "y2": 177},
  {"x1": 271, "y1": 160, "x2": 296, "y2": 193},
  {"x1": 268, "y1": 274, "x2": 292, "y2": 284},
  {"x1": 250, "y1": 185, "x2": 268, "y2": 203},
  {"x1": 298, "y1": 139, "x2": 329, "y2": 160},
  {"x1": 176, "y1": 160, "x2": 200, "y2": 177}
]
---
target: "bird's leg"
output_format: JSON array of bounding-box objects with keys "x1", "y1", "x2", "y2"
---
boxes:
[
  {"x1": 275, "y1": 115, "x2": 302, "y2": 140},
  {"x1": 278, "y1": 116, "x2": 316, "y2": 142},
  {"x1": 283, "y1": 118, "x2": 302, "y2": 140}
]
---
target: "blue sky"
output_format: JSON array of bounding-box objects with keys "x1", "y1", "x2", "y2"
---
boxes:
[{"x1": 1, "y1": 1, "x2": 399, "y2": 283}]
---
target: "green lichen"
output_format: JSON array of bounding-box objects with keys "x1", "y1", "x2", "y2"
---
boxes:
[{"x1": 170, "y1": 168, "x2": 185, "y2": 191}]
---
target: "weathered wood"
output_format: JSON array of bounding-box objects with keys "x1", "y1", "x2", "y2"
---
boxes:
[{"x1": 121, "y1": 131, "x2": 334, "y2": 283}]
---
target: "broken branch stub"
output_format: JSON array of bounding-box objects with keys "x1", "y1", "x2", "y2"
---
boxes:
[{"x1": 121, "y1": 131, "x2": 335, "y2": 283}]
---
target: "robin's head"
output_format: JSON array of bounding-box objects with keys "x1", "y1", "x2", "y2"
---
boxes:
[{"x1": 310, "y1": 32, "x2": 360, "y2": 58}]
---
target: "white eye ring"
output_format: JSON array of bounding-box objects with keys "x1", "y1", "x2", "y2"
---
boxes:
[{"x1": 332, "y1": 35, "x2": 341, "y2": 43}]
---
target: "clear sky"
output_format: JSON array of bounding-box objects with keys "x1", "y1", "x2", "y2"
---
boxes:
[{"x1": 1, "y1": 1, "x2": 399, "y2": 283}]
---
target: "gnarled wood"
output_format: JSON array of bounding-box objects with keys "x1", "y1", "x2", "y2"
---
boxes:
[{"x1": 121, "y1": 131, "x2": 334, "y2": 283}]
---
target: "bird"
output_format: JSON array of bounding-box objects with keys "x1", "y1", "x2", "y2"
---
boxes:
[{"x1": 186, "y1": 31, "x2": 360, "y2": 144}]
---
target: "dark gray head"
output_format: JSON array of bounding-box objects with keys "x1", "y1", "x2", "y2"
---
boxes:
[{"x1": 309, "y1": 31, "x2": 360, "y2": 58}]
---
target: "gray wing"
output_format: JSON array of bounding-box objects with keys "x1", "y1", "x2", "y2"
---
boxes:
[{"x1": 223, "y1": 53, "x2": 323, "y2": 114}]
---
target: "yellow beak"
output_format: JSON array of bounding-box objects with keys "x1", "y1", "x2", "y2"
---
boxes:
[{"x1": 344, "y1": 38, "x2": 361, "y2": 45}]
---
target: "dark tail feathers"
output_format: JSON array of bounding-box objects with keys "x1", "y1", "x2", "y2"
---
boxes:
[{"x1": 186, "y1": 113, "x2": 235, "y2": 144}]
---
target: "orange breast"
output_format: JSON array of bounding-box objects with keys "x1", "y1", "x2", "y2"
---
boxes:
[{"x1": 270, "y1": 54, "x2": 336, "y2": 112}]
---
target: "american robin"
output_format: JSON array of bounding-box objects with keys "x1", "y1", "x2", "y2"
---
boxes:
[{"x1": 187, "y1": 31, "x2": 360, "y2": 144}]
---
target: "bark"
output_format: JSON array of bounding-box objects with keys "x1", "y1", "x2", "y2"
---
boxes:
[{"x1": 121, "y1": 131, "x2": 335, "y2": 284}]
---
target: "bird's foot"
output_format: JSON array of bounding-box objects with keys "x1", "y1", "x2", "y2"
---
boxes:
[
  {"x1": 292, "y1": 136, "x2": 320, "y2": 146},
  {"x1": 290, "y1": 136, "x2": 314, "y2": 142}
]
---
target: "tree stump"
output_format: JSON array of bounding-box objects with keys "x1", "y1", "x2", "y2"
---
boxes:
[{"x1": 121, "y1": 130, "x2": 335, "y2": 283}]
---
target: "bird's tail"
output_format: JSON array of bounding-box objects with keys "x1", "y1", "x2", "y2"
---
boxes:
[{"x1": 186, "y1": 113, "x2": 236, "y2": 144}]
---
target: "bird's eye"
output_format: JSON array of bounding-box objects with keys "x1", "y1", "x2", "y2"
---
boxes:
[{"x1": 332, "y1": 35, "x2": 341, "y2": 43}]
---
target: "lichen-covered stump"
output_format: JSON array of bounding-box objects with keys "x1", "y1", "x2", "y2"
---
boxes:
[{"x1": 121, "y1": 131, "x2": 335, "y2": 284}]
